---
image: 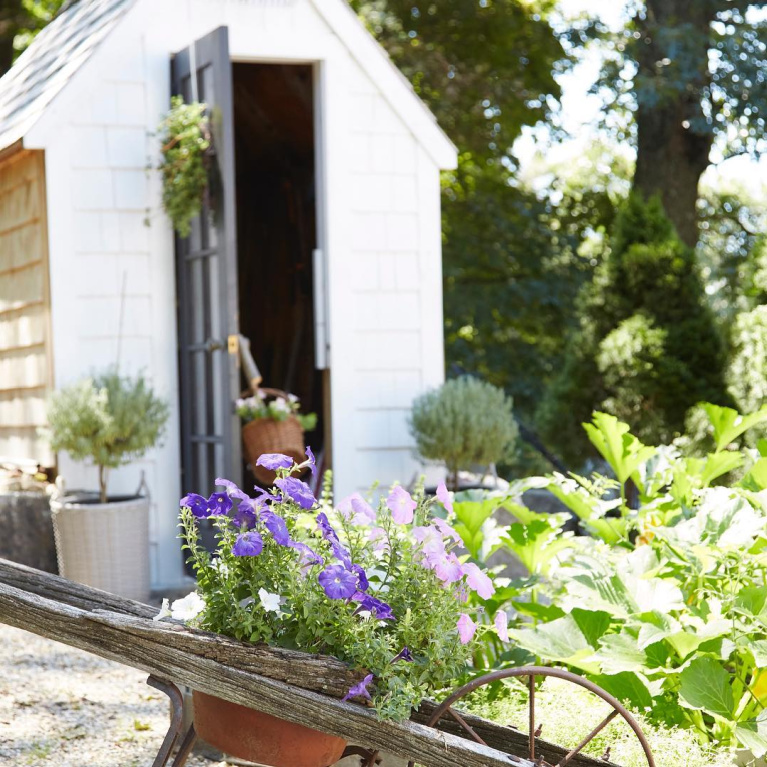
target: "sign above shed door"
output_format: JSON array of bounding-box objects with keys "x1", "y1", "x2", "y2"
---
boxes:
[{"x1": 172, "y1": 26, "x2": 241, "y2": 496}]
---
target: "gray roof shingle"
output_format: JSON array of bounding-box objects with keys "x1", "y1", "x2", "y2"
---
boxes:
[{"x1": 0, "y1": 0, "x2": 135, "y2": 152}]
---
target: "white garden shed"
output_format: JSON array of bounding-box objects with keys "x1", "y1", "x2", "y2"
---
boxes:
[{"x1": 0, "y1": 0, "x2": 456, "y2": 589}]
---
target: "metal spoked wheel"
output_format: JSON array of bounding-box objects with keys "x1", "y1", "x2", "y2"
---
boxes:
[{"x1": 401, "y1": 666, "x2": 656, "y2": 767}]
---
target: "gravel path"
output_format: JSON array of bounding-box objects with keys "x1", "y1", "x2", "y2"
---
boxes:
[{"x1": 0, "y1": 624, "x2": 213, "y2": 767}]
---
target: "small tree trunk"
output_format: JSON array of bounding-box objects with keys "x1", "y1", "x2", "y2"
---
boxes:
[
  {"x1": 632, "y1": 0, "x2": 717, "y2": 247},
  {"x1": 98, "y1": 466, "x2": 109, "y2": 504}
]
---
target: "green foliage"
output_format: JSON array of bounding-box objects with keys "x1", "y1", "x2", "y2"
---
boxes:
[
  {"x1": 728, "y1": 306, "x2": 767, "y2": 419},
  {"x1": 595, "y1": 1, "x2": 767, "y2": 167},
  {"x1": 179, "y1": 474, "x2": 476, "y2": 721},
  {"x1": 45, "y1": 370, "x2": 169, "y2": 502},
  {"x1": 502, "y1": 408, "x2": 767, "y2": 754},
  {"x1": 538, "y1": 194, "x2": 731, "y2": 465},
  {"x1": 409, "y1": 377, "x2": 519, "y2": 485},
  {"x1": 158, "y1": 97, "x2": 211, "y2": 237},
  {"x1": 351, "y1": 2, "x2": 576, "y2": 455},
  {"x1": 0, "y1": 0, "x2": 66, "y2": 74},
  {"x1": 350, "y1": 0, "x2": 566, "y2": 166},
  {"x1": 442, "y1": 160, "x2": 595, "y2": 430}
]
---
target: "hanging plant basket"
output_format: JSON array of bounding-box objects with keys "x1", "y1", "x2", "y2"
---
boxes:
[
  {"x1": 158, "y1": 96, "x2": 213, "y2": 237},
  {"x1": 241, "y1": 388, "x2": 306, "y2": 485}
]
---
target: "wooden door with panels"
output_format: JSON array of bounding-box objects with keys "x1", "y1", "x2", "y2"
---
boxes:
[{"x1": 172, "y1": 26, "x2": 241, "y2": 496}]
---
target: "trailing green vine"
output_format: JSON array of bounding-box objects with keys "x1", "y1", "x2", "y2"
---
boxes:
[{"x1": 158, "y1": 96, "x2": 211, "y2": 237}]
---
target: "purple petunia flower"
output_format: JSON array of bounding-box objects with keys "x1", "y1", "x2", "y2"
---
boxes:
[
  {"x1": 457, "y1": 613, "x2": 477, "y2": 644},
  {"x1": 332, "y1": 541, "x2": 352, "y2": 569},
  {"x1": 494, "y1": 610, "x2": 509, "y2": 643},
  {"x1": 368, "y1": 526, "x2": 389, "y2": 552},
  {"x1": 462, "y1": 562, "x2": 496, "y2": 600},
  {"x1": 391, "y1": 647, "x2": 414, "y2": 663},
  {"x1": 427, "y1": 551, "x2": 464, "y2": 584},
  {"x1": 256, "y1": 453, "x2": 294, "y2": 471},
  {"x1": 275, "y1": 477, "x2": 317, "y2": 510},
  {"x1": 433, "y1": 516, "x2": 462, "y2": 545},
  {"x1": 232, "y1": 531, "x2": 264, "y2": 557},
  {"x1": 352, "y1": 592, "x2": 395, "y2": 621},
  {"x1": 342, "y1": 673, "x2": 374, "y2": 702},
  {"x1": 207, "y1": 492, "x2": 233, "y2": 516},
  {"x1": 289, "y1": 540, "x2": 324, "y2": 567},
  {"x1": 233, "y1": 496, "x2": 266, "y2": 529},
  {"x1": 387, "y1": 486, "x2": 416, "y2": 524},
  {"x1": 260, "y1": 510, "x2": 291, "y2": 546},
  {"x1": 181, "y1": 493, "x2": 209, "y2": 518},
  {"x1": 305, "y1": 446, "x2": 317, "y2": 477},
  {"x1": 316, "y1": 512, "x2": 340, "y2": 543},
  {"x1": 214, "y1": 478, "x2": 248, "y2": 501},
  {"x1": 338, "y1": 493, "x2": 376, "y2": 526},
  {"x1": 318, "y1": 565, "x2": 358, "y2": 600},
  {"x1": 351, "y1": 564, "x2": 369, "y2": 591},
  {"x1": 316, "y1": 512, "x2": 352, "y2": 567},
  {"x1": 413, "y1": 525, "x2": 446, "y2": 557},
  {"x1": 436, "y1": 481, "x2": 453, "y2": 514}
]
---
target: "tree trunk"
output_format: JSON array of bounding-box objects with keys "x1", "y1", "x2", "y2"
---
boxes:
[{"x1": 632, "y1": 0, "x2": 718, "y2": 247}]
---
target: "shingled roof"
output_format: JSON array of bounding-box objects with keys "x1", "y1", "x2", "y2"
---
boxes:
[{"x1": 0, "y1": 0, "x2": 134, "y2": 153}]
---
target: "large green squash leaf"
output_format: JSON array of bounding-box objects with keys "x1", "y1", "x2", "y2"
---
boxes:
[{"x1": 679, "y1": 657, "x2": 734, "y2": 719}]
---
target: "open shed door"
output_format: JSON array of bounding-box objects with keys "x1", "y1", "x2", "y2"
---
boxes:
[{"x1": 172, "y1": 27, "x2": 241, "y2": 495}]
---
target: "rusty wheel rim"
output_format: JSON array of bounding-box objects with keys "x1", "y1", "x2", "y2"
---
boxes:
[{"x1": 405, "y1": 666, "x2": 656, "y2": 767}]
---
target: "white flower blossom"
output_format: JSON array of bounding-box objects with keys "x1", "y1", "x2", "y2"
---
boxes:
[
  {"x1": 258, "y1": 588, "x2": 284, "y2": 614},
  {"x1": 153, "y1": 598, "x2": 172, "y2": 622},
  {"x1": 170, "y1": 591, "x2": 206, "y2": 621}
]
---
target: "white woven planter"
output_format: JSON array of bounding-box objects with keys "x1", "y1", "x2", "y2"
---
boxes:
[{"x1": 51, "y1": 494, "x2": 150, "y2": 603}]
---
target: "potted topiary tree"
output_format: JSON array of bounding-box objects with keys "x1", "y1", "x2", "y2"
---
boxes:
[
  {"x1": 44, "y1": 370, "x2": 169, "y2": 601},
  {"x1": 409, "y1": 376, "x2": 519, "y2": 490}
]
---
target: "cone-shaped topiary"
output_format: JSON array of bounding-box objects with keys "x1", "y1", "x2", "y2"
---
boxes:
[
  {"x1": 45, "y1": 370, "x2": 170, "y2": 503},
  {"x1": 538, "y1": 194, "x2": 731, "y2": 464}
]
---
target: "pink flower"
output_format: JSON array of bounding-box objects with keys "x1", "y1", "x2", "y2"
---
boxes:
[
  {"x1": 494, "y1": 610, "x2": 509, "y2": 643},
  {"x1": 428, "y1": 551, "x2": 464, "y2": 583},
  {"x1": 433, "y1": 517, "x2": 462, "y2": 545},
  {"x1": 387, "y1": 486, "x2": 416, "y2": 524},
  {"x1": 368, "y1": 526, "x2": 389, "y2": 552},
  {"x1": 413, "y1": 525, "x2": 446, "y2": 556},
  {"x1": 462, "y1": 562, "x2": 495, "y2": 600},
  {"x1": 338, "y1": 493, "x2": 376, "y2": 525},
  {"x1": 457, "y1": 613, "x2": 477, "y2": 644},
  {"x1": 436, "y1": 482, "x2": 453, "y2": 513}
]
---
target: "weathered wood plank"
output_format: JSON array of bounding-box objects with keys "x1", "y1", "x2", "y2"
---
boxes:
[
  {"x1": 0, "y1": 581, "x2": 530, "y2": 767},
  {"x1": 0, "y1": 559, "x2": 623, "y2": 767}
]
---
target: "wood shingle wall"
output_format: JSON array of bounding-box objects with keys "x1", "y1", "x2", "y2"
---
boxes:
[{"x1": 0, "y1": 150, "x2": 53, "y2": 466}]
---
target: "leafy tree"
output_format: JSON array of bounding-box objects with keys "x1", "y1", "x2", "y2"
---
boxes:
[
  {"x1": 350, "y1": 0, "x2": 566, "y2": 165},
  {"x1": 538, "y1": 194, "x2": 731, "y2": 463},
  {"x1": 351, "y1": 2, "x2": 582, "y2": 444},
  {"x1": 0, "y1": 0, "x2": 65, "y2": 75},
  {"x1": 594, "y1": 0, "x2": 767, "y2": 247}
]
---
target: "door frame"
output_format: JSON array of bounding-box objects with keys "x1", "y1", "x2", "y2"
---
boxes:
[{"x1": 229, "y1": 53, "x2": 337, "y2": 472}]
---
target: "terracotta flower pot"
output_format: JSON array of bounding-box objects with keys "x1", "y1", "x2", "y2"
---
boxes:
[{"x1": 192, "y1": 690, "x2": 347, "y2": 767}]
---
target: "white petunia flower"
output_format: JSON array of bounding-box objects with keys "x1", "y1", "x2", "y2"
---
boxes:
[
  {"x1": 258, "y1": 588, "x2": 284, "y2": 614},
  {"x1": 170, "y1": 592, "x2": 206, "y2": 621},
  {"x1": 153, "y1": 598, "x2": 172, "y2": 622}
]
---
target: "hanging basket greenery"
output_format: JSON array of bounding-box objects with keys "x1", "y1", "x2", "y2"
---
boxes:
[{"x1": 158, "y1": 96, "x2": 212, "y2": 238}]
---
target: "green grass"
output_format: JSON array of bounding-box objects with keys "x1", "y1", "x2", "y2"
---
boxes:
[{"x1": 462, "y1": 677, "x2": 734, "y2": 767}]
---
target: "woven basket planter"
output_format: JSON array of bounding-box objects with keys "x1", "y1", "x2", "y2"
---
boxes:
[
  {"x1": 242, "y1": 415, "x2": 306, "y2": 485},
  {"x1": 50, "y1": 494, "x2": 150, "y2": 602}
]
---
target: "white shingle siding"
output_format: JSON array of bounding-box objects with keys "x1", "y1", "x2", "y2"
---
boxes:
[{"x1": 7, "y1": 0, "x2": 454, "y2": 588}]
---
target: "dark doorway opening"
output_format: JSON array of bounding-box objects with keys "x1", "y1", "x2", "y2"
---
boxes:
[{"x1": 232, "y1": 62, "x2": 327, "y2": 481}]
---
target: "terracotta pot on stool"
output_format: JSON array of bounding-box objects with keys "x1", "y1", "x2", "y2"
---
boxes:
[{"x1": 192, "y1": 691, "x2": 347, "y2": 767}]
